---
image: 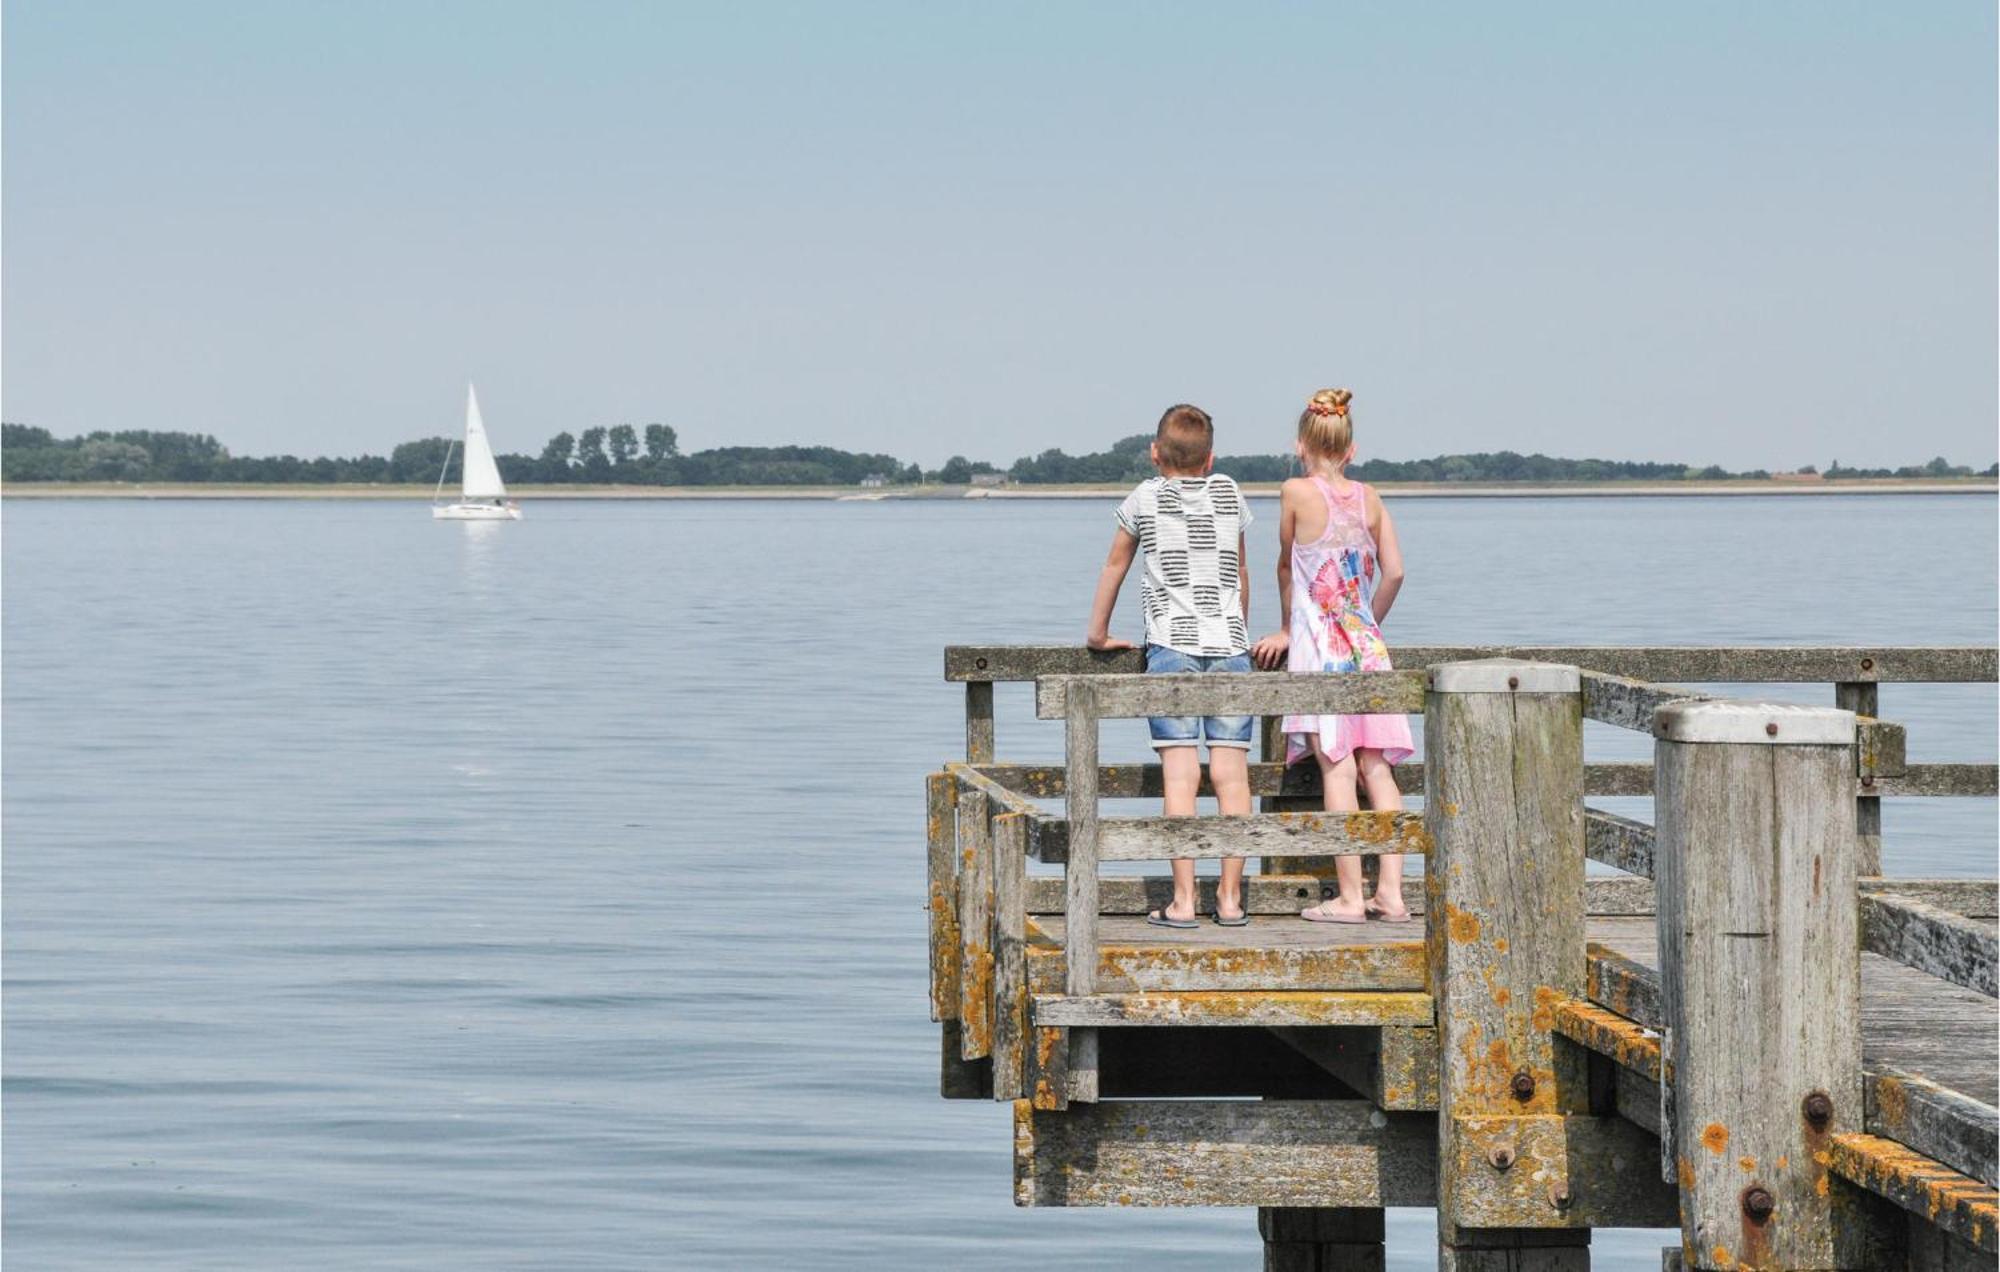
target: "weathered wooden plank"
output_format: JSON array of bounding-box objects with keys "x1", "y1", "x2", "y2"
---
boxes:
[
  {"x1": 1584, "y1": 806, "x2": 1655, "y2": 878},
  {"x1": 1825, "y1": 1132, "x2": 1999, "y2": 1254},
  {"x1": 1580, "y1": 670, "x2": 1708, "y2": 731},
  {"x1": 949, "y1": 643, "x2": 2000, "y2": 684},
  {"x1": 1448, "y1": 1113, "x2": 1681, "y2": 1230},
  {"x1": 1270, "y1": 1025, "x2": 1440, "y2": 1110},
  {"x1": 1655, "y1": 700, "x2": 1861, "y2": 1271},
  {"x1": 1032, "y1": 990, "x2": 1434, "y2": 1029},
  {"x1": 1551, "y1": 997, "x2": 1666, "y2": 1084},
  {"x1": 925, "y1": 772, "x2": 959, "y2": 1023},
  {"x1": 1861, "y1": 894, "x2": 1999, "y2": 997},
  {"x1": 1869, "y1": 1066, "x2": 1999, "y2": 1189},
  {"x1": 1862, "y1": 879, "x2": 2000, "y2": 920},
  {"x1": 964, "y1": 680, "x2": 995, "y2": 762},
  {"x1": 1906, "y1": 1219, "x2": 1996, "y2": 1272},
  {"x1": 1023, "y1": 872, "x2": 1659, "y2": 917},
  {"x1": 1587, "y1": 942, "x2": 1665, "y2": 1026},
  {"x1": 1012, "y1": 1098, "x2": 1438, "y2": 1208},
  {"x1": 991, "y1": 813, "x2": 1028, "y2": 1101},
  {"x1": 1426, "y1": 662, "x2": 1592, "y2": 1254},
  {"x1": 1095, "y1": 810, "x2": 1431, "y2": 861},
  {"x1": 1873, "y1": 764, "x2": 2000, "y2": 798},
  {"x1": 947, "y1": 762, "x2": 1046, "y2": 821},
  {"x1": 1027, "y1": 1024, "x2": 1067, "y2": 1111},
  {"x1": 1858, "y1": 716, "x2": 1910, "y2": 779},
  {"x1": 1062, "y1": 681, "x2": 1100, "y2": 1102},
  {"x1": 938, "y1": 1021, "x2": 991, "y2": 1098},
  {"x1": 955, "y1": 786, "x2": 994, "y2": 1059},
  {"x1": 1025, "y1": 918, "x2": 1428, "y2": 993},
  {"x1": 1036, "y1": 670, "x2": 1426, "y2": 721},
  {"x1": 977, "y1": 758, "x2": 1986, "y2": 802}
]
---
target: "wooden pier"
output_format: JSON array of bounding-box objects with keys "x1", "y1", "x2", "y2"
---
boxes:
[{"x1": 926, "y1": 645, "x2": 1998, "y2": 1269}]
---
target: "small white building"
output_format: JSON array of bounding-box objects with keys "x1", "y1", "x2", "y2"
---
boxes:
[
  {"x1": 860, "y1": 473, "x2": 889, "y2": 488},
  {"x1": 970, "y1": 472, "x2": 1008, "y2": 488}
]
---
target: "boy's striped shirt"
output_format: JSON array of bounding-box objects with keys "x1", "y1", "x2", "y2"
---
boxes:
[{"x1": 1115, "y1": 474, "x2": 1252, "y2": 656}]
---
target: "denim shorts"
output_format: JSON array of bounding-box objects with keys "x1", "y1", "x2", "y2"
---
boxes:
[{"x1": 1145, "y1": 644, "x2": 1255, "y2": 750}]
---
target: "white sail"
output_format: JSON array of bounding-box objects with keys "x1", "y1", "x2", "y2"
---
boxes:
[{"x1": 461, "y1": 384, "x2": 507, "y2": 499}]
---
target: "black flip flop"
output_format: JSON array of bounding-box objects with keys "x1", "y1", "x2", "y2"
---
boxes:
[
  {"x1": 1212, "y1": 910, "x2": 1250, "y2": 927},
  {"x1": 1146, "y1": 910, "x2": 1199, "y2": 930}
]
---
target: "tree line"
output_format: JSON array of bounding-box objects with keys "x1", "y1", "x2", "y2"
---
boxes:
[{"x1": 2, "y1": 422, "x2": 1991, "y2": 486}]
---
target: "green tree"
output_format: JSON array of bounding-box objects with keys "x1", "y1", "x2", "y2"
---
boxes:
[
  {"x1": 576, "y1": 427, "x2": 610, "y2": 478},
  {"x1": 939, "y1": 455, "x2": 972, "y2": 484},
  {"x1": 391, "y1": 437, "x2": 456, "y2": 483},
  {"x1": 643, "y1": 423, "x2": 679, "y2": 461},
  {"x1": 608, "y1": 424, "x2": 639, "y2": 465},
  {"x1": 541, "y1": 432, "x2": 574, "y2": 467}
]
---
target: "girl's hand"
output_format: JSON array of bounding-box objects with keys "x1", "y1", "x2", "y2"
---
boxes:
[
  {"x1": 1086, "y1": 631, "x2": 1136, "y2": 652},
  {"x1": 1251, "y1": 630, "x2": 1289, "y2": 669}
]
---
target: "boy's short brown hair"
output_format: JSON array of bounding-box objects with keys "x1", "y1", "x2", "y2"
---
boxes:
[{"x1": 1154, "y1": 404, "x2": 1214, "y2": 469}]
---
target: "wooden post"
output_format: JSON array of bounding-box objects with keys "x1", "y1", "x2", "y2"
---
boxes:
[
  {"x1": 1655, "y1": 700, "x2": 1861, "y2": 1271},
  {"x1": 1259, "y1": 1206, "x2": 1386, "y2": 1271},
  {"x1": 1426, "y1": 659, "x2": 1589, "y2": 1271},
  {"x1": 957, "y1": 786, "x2": 993, "y2": 1059},
  {"x1": 992, "y1": 812, "x2": 1028, "y2": 1100},
  {"x1": 1835, "y1": 682, "x2": 1883, "y2": 875},
  {"x1": 926, "y1": 771, "x2": 958, "y2": 1023},
  {"x1": 1064, "y1": 679, "x2": 1100, "y2": 1102},
  {"x1": 966, "y1": 681, "x2": 995, "y2": 762}
]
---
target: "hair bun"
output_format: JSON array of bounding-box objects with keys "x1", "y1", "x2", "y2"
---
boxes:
[{"x1": 1306, "y1": 388, "x2": 1352, "y2": 418}]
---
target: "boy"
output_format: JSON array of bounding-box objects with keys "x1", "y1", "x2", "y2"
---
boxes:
[{"x1": 1084, "y1": 403, "x2": 1254, "y2": 927}]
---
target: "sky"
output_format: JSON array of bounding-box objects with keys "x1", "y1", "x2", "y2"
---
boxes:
[{"x1": 4, "y1": 1, "x2": 1995, "y2": 470}]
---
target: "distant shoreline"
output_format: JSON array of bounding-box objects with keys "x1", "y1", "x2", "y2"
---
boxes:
[{"x1": 2, "y1": 478, "x2": 1993, "y2": 502}]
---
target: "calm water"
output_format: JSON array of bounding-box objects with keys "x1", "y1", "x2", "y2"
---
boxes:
[{"x1": 5, "y1": 494, "x2": 1994, "y2": 1270}]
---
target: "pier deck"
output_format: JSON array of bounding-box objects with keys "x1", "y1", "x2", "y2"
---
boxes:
[{"x1": 927, "y1": 645, "x2": 1999, "y2": 1268}]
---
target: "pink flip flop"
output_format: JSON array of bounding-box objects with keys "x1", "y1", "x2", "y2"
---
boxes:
[
  {"x1": 1366, "y1": 903, "x2": 1418, "y2": 925},
  {"x1": 1299, "y1": 903, "x2": 1366, "y2": 924}
]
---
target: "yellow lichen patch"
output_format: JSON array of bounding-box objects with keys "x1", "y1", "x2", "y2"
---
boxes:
[
  {"x1": 1530, "y1": 985, "x2": 1558, "y2": 1031},
  {"x1": 1446, "y1": 905, "x2": 1482, "y2": 944},
  {"x1": 1739, "y1": 1156, "x2": 1756, "y2": 1172},
  {"x1": 1701, "y1": 1123, "x2": 1730, "y2": 1155},
  {"x1": 1825, "y1": 1132, "x2": 2000, "y2": 1248},
  {"x1": 1711, "y1": 1244, "x2": 1736, "y2": 1269},
  {"x1": 1493, "y1": 938, "x2": 1508, "y2": 953},
  {"x1": 1873, "y1": 1074, "x2": 1908, "y2": 1133},
  {"x1": 1678, "y1": 1156, "x2": 1695, "y2": 1191}
]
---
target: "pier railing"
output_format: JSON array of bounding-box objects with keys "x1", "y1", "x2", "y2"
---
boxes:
[{"x1": 927, "y1": 644, "x2": 1997, "y2": 1269}]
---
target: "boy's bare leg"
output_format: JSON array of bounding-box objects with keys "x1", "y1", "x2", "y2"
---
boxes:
[
  {"x1": 1158, "y1": 746, "x2": 1201, "y2": 923},
  {"x1": 1207, "y1": 746, "x2": 1252, "y2": 921},
  {"x1": 1304, "y1": 750, "x2": 1367, "y2": 920},
  {"x1": 1356, "y1": 749, "x2": 1410, "y2": 918}
]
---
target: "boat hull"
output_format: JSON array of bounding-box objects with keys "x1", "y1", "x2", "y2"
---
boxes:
[{"x1": 433, "y1": 503, "x2": 522, "y2": 521}]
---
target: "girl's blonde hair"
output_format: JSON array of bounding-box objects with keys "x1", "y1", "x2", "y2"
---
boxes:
[{"x1": 1297, "y1": 388, "x2": 1355, "y2": 463}]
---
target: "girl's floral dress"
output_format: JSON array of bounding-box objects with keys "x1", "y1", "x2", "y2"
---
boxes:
[{"x1": 1283, "y1": 475, "x2": 1415, "y2": 767}]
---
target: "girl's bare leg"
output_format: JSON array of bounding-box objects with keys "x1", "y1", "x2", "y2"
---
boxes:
[
  {"x1": 1303, "y1": 749, "x2": 1366, "y2": 920},
  {"x1": 1157, "y1": 747, "x2": 1201, "y2": 923},
  {"x1": 1356, "y1": 749, "x2": 1409, "y2": 918},
  {"x1": 1207, "y1": 746, "x2": 1252, "y2": 920}
]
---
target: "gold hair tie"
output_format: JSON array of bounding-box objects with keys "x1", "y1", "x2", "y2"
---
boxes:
[{"x1": 1307, "y1": 402, "x2": 1349, "y2": 419}]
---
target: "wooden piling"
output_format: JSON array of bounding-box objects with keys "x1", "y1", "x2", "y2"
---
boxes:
[
  {"x1": 1836, "y1": 682, "x2": 1883, "y2": 875},
  {"x1": 966, "y1": 680, "x2": 995, "y2": 762},
  {"x1": 1425, "y1": 660, "x2": 1595, "y2": 1270},
  {"x1": 1655, "y1": 700, "x2": 1861, "y2": 1271},
  {"x1": 1259, "y1": 1206, "x2": 1386, "y2": 1271},
  {"x1": 1062, "y1": 679, "x2": 1100, "y2": 1102},
  {"x1": 957, "y1": 786, "x2": 993, "y2": 1059}
]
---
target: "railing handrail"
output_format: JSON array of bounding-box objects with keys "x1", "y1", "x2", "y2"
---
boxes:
[{"x1": 948, "y1": 642, "x2": 2000, "y2": 684}]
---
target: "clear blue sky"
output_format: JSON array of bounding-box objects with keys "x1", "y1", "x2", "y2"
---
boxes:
[{"x1": 5, "y1": 1, "x2": 1994, "y2": 469}]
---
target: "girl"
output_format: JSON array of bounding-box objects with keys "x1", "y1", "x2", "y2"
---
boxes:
[{"x1": 1251, "y1": 388, "x2": 1415, "y2": 922}]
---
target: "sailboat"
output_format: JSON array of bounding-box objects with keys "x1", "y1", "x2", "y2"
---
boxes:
[{"x1": 432, "y1": 384, "x2": 522, "y2": 520}]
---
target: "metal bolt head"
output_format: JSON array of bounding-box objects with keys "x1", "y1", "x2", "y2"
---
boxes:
[
  {"x1": 1765, "y1": 722, "x2": 1780, "y2": 737},
  {"x1": 1547, "y1": 1181, "x2": 1573, "y2": 1210},
  {"x1": 975, "y1": 657, "x2": 989, "y2": 670},
  {"x1": 1742, "y1": 1186, "x2": 1776, "y2": 1224},
  {"x1": 1507, "y1": 675, "x2": 1520, "y2": 690},
  {"x1": 1803, "y1": 1091, "x2": 1833, "y2": 1128},
  {"x1": 1510, "y1": 1071, "x2": 1536, "y2": 1102},
  {"x1": 1860, "y1": 657, "x2": 1875, "y2": 672},
  {"x1": 1487, "y1": 1144, "x2": 1516, "y2": 1171}
]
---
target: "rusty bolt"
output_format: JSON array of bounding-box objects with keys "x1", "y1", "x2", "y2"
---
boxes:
[
  {"x1": 1487, "y1": 1143, "x2": 1516, "y2": 1171},
  {"x1": 1507, "y1": 675, "x2": 1520, "y2": 690},
  {"x1": 975, "y1": 657, "x2": 989, "y2": 670},
  {"x1": 1803, "y1": 1091, "x2": 1833, "y2": 1129},
  {"x1": 1860, "y1": 775, "x2": 1876, "y2": 790},
  {"x1": 1510, "y1": 1071, "x2": 1536, "y2": 1102},
  {"x1": 1742, "y1": 1187, "x2": 1776, "y2": 1225},
  {"x1": 1765, "y1": 722, "x2": 1779, "y2": 737},
  {"x1": 1547, "y1": 1182, "x2": 1573, "y2": 1210},
  {"x1": 1860, "y1": 658, "x2": 1875, "y2": 672}
]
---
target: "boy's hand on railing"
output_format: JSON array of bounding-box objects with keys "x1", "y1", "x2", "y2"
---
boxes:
[
  {"x1": 1085, "y1": 631, "x2": 1136, "y2": 652},
  {"x1": 1251, "y1": 631, "x2": 1290, "y2": 669}
]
